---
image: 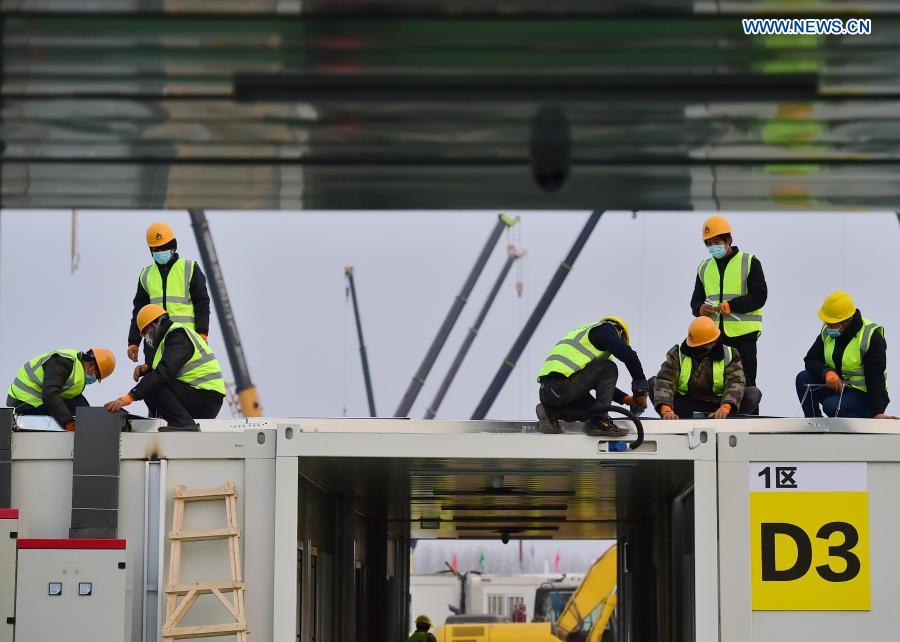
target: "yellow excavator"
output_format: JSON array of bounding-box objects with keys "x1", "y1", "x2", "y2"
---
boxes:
[{"x1": 435, "y1": 545, "x2": 617, "y2": 642}]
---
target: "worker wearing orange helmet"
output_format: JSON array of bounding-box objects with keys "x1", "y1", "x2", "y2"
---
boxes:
[
  {"x1": 796, "y1": 291, "x2": 893, "y2": 418},
  {"x1": 106, "y1": 304, "x2": 224, "y2": 431},
  {"x1": 651, "y1": 317, "x2": 760, "y2": 419},
  {"x1": 7, "y1": 348, "x2": 116, "y2": 431},
  {"x1": 691, "y1": 215, "x2": 767, "y2": 395},
  {"x1": 127, "y1": 222, "x2": 211, "y2": 364}
]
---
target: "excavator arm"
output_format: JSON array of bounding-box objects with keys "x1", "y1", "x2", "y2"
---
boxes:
[{"x1": 555, "y1": 545, "x2": 617, "y2": 641}]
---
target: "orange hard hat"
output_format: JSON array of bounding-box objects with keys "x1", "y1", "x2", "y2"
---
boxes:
[
  {"x1": 686, "y1": 316, "x2": 721, "y2": 347},
  {"x1": 136, "y1": 303, "x2": 167, "y2": 333},
  {"x1": 88, "y1": 348, "x2": 116, "y2": 380},
  {"x1": 146, "y1": 222, "x2": 175, "y2": 248},
  {"x1": 701, "y1": 215, "x2": 732, "y2": 241}
]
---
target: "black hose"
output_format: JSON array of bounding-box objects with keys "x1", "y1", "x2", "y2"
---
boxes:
[{"x1": 591, "y1": 404, "x2": 645, "y2": 450}]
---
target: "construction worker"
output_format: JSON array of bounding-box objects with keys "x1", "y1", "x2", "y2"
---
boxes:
[
  {"x1": 652, "y1": 317, "x2": 760, "y2": 419},
  {"x1": 536, "y1": 317, "x2": 649, "y2": 436},
  {"x1": 796, "y1": 291, "x2": 894, "y2": 418},
  {"x1": 105, "y1": 304, "x2": 224, "y2": 430},
  {"x1": 691, "y1": 215, "x2": 767, "y2": 390},
  {"x1": 7, "y1": 348, "x2": 116, "y2": 431},
  {"x1": 407, "y1": 615, "x2": 437, "y2": 642},
  {"x1": 127, "y1": 222, "x2": 211, "y2": 363}
]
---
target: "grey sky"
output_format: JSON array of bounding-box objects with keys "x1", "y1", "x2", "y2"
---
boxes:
[{"x1": 1, "y1": 209, "x2": 897, "y2": 419}]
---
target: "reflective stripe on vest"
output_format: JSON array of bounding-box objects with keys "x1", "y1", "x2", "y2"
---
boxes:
[
  {"x1": 822, "y1": 319, "x2": 884, "y2": 392},
  {"x1": 697, "y1": 251, "x2": 763, "y2": 337},
  {"x1": 676, "y1": 345, "x2": 733, "y2": 397},
  {"x1": 537, "y1": 322, "x2": 611, "y2": 381},
  {"x1": 7, "y1": 349, "x2": 85, "y2": 408},
  {"x1": 152, "y1": 323, "x2": 226, "y2": 394},
  {"x1": 139, "y1": 258, "x2": 196, "y2": 329}
]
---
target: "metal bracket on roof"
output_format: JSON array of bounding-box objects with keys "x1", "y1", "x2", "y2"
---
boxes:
[{"x1": 687, "y1": 428, "x2": 708, "y2": 450}]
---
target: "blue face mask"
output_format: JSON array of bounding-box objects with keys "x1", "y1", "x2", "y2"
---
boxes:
[
  {"x1": 825, "y1": 327, "x2": 842, "y2": 338},
  {"x1": 708, "y1": 244, "x2": 728, "y2": 259},
  {"x1": 152, "y1": 250, "x2": 173, "y2": 265},
  {"x1": 84, "y1": 373, "x2": 97, "y2": 385}
]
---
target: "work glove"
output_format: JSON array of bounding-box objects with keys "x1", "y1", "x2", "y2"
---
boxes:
[
  {"x1": 104, "y1": 394, "x2": 133, "y2": 413},
  {"x1": 708, "y1": 403, "x2": 731, "y2": 420},
  {"x1": 199, "y1": 333, "x2": 208, "y2": 343},
  {"x1": 127, "y1": 344, "x2": 139, "y2": 362},
  {"x1": 623, "y1": 392, "x2": 649, "y2": 416},
  {"x1": 659, "y1": 404, "x2": 679, "y2": 420},
  {"x1": 64, "y1": 421, "x2": 75, "y2": 432},
  {"x1": 824, "y1": 370, "x2": 843, "y2": 393},
  {"x1": 718, "y1": 301, "x2": 731, "y2": 316},
  {"x1": 874, "y1": 414, "x2": 900, "y2": 419},
  {"x1": 133, "y1": 364, "x2": 150, "y2": 382},
  {"x1": 699, "y1": 304, "x2": 717, "y2": 317}
]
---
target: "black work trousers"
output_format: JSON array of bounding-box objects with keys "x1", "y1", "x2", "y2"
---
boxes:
[
  {"x1": 7, "y1": 394, "x2": 88, "y2": 421},
  {"x1": 721, "y1": 332, "x2": 759, "y2": 387},
  {"x1": 143, "y1": 380, "x2": 223, "y2": 428},
  {"x1": 538, "y1": 360, "x2": 618, "y2": 421}
]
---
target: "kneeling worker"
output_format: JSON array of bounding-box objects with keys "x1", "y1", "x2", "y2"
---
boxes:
[
  {"x1": 105, "y1": 304, "x2": 224, "y2": 430},
  {"x1": 536, "y1": 317, "x2": 649, "y2": 436},
  {"x1": 796, "y1": 291, "x2": 893, "y2": 418},
  {"x1": 7, "y1": 348, "x2": 116, "y2": 431},
  {"x1": 407, "y1": 615, "x2": 437, "y2": 642},
  {"x1": 653, "y1": 317, "x2": 760, "y2": 419}
]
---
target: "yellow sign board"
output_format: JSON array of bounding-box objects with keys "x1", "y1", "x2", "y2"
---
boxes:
[{"x1": 749, "y1": 462, "x2": 870, "y2": 611}]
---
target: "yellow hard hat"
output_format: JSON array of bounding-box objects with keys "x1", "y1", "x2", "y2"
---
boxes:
[
  {"x1": 601, "y1": 316, "x2": 630, "y2": 345},
  {"x1": 701, "y1": 215, "x2": 732, "y2": 241},
  {"x1": 415, "y1": 615, "x2": 432, "y2": 627},
  {"x1": 136, "y1": 304, "x2": 168, "y2": 333},
  {"x1": 88, "y1": 348, "x2": 116, "y2": 380},
  {"x1": 818, "y1": 290, "x2": 856, "y2": 324},
  {"x1": 686, "y1": 316, "x2": 721, "y2": 347},
  {"x1": 146, "y1": 222, "x2": 175, "y2": 248}
]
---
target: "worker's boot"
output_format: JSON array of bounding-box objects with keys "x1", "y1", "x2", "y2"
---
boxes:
[
  {"x1": 584, "y1": 417, "x2": 629, "y2": 438},
  {"x1": 535, "y1": 404, "x2": 562, "y2": 434},
  {"x1": 158, "y1": 423, "x2": 200, "y2": 432}
]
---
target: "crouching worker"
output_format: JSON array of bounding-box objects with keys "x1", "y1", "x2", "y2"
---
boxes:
[
  {"x1": 104, "y1": 304, "x2": 224, "y2": 431},
  {"x1": 408, "y1": 615, "x2": 437, "y2": 642},
  {"x1": 7, "y1": 348, "x2": 116, "y2": 431},
  {"x1": 652, "y1": 317, "x2": 761, "y2": 419},
  {"x1": 536, "y1": 317, "x2": 649, "y2": 436},
  {"x1": 796, "y1": 291, "x2": 894, "y2": 418}
]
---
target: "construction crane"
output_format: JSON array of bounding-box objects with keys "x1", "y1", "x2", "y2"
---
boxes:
[
  {"x1": 345, "y1": 266, "x2": 377, "y2": 417},
  {"x1": 189, "y1": 210, "x2": 262, "y2": 417}
]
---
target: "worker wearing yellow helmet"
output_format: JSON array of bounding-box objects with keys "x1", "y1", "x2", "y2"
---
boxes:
[
  {"x1": 105, "y1": 304, "x2": 225, "y2": 431},
  {"x1": 691, "y1": 215, "x2": 768, "y2": 398},
  {"x1": 127, "y1": 222, "x2": 211, "y2": 365},
  {"x1": 536, "y1": 317, "x2": 649, "y2": 436},
  {"x1": 651, "y1": 317, "x2": 759, "y2": 419},
  {"x1": 407, "y1": 614, "x2": 437, "y2": 642},
  {"x1": 7, "y1": 347, "x2": 116, "y2": 431},
  {"x1": 796, "y1": 291, "x2": 894, "y2": 418}
]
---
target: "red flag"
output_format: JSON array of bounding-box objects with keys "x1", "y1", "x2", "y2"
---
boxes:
[
  {"x1": 554, "y1": 552, "x2": 561, "y2": 572},
  {"x1": 452, "y1": 553, "x2": 458, "y2": 573}
]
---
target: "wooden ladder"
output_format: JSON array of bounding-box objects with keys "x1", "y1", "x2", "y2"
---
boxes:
[{"x1": 162, "y1": 481, "x2": 248, "y2": 641}]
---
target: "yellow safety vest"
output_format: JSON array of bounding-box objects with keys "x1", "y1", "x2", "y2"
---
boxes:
[
  {"x1": 152, "y1": 323, "x2": 226, "y2": 395},
  {"x1": 8, "y1": 349, "x2": 85, "y2": 407},
  {"x1": 676, "y1": 345, "x2": 733, "y2": 397},
  {"x1": 537, "y1": 322, "x2": 609, "y2": 381},
  {"x1": 822, "y1": 319, "x2": 884, "y2": 393},
  {"x1": 698, "y1": 251, "x2": 763, "y2": 337},
  {"x1": 139, "y1": 258, "x2": 196, "y2": 330}
]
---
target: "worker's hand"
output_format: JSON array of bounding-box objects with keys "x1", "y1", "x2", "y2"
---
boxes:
[
  {"x1": 199, "y1": 333, "x2": 208, "y2": 344},
  {"x1": 874, "y1": 413, "x2": 900, "y2": 419},
  {"x1": 631, "y1": 391, "x2": 649, "y2": 416},
  {"x1": 824, "y1": 370, "x2": 843, "y2": 393},
  {"x1": 104, "y1": 395, "x2": 133, "y2": 413},
  {"x1": 708, "y1": 403, "x2": 731, "y2": 420},
  {"x1": 133, "y1": 364, "x2": 150, "y2": 382},
  {"x1": 127, "y1": 344, "x2": 139, "y2": 362},
  {"x1": 660, "y1": 404, "x2": 679, "y2": 420},
  {"x1": 64, "y1": 421, "x2": 75, "y2": 432},
  {"x1": 699, "y1": 304, "x2": 717, "y2": 317},
  {"x1": 718, "y1": 301, "x2": 731, "y2": 316}
]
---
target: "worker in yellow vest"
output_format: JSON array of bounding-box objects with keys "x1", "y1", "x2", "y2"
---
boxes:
[
  {"x1": 691, "y1": 216, "x2": 767, "y2": 391},
  {"x1": 407, "y1": 615, "x2": 437, "y2": 642},
  {"x1": 127, "y1": 222, "x2": 211, "y2": 364},
  {"x1": 536, "y1": 317, "x2": 649, "y2": 436},
  {"x1": 796, "y1": 291, "x2": 894, "y2": 418},
  {"x1": 7, "y1": 348, "x2": 116, "y2": 431},
  {"x1": 106, "y1": 304, "x2": 224, "y2": 431},
  {"x1": 651, "y1": 317, "x2": 760, "y2": 419}
]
